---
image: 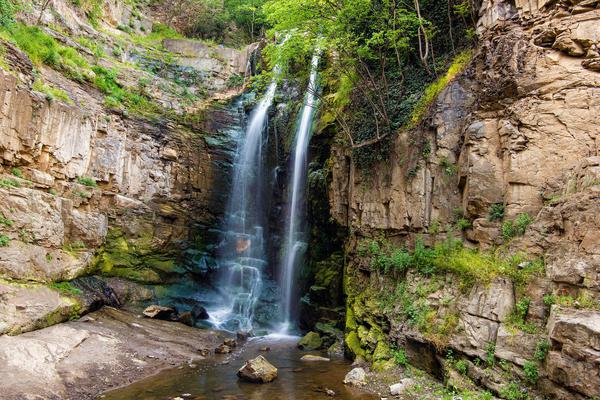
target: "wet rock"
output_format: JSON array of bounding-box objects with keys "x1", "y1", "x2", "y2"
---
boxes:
[
  {"x1": 300, "y1": 354, "x2": 330, "y2": 362},
  {"x1": 215, "y1": 344, "x2": 231, "y2": 354},
  {"x1": 237, "y1": 331, "x2": 249, "y2": 341},
  {"x1": 297, "y1": 331, "x2": 322, "y2": 350},
  {"x1": 179, "y1": 312, "x2": 195, "y2": 327},
  {"x1": 192, "y1": 304, "x2": 209, "y2": 320},
  {"x1": 259, "y1": 346, "x2": 271, "y2": 352},
  {"x1": 389, "y1": 378, "x2": 415, "y2": 396},
  {"x1": 343, "y1": 367, "x2": 366, "y2": 386},
  {"x1": 326, "y1": 388, "x2": 336, "y2": 397},
  {"x1": 223, "y1": 338, "x2": 237, "y2": 347},
  {"x1": 142, "y1": 305, "x2": 178, "y2": 321},
  {"x1": 236, "y1": 355, "x2": 278, "y2": 383}
]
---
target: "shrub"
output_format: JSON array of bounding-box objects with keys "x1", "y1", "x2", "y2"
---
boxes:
[
  {"x1": 392, "y1": 348, "x2": 408, "y2": 367},
  {"x1": 503, "y1": 213, "x2": 532, "y2": 240},
  {"x1": 77, "y1": 176, "x2": 97, "y2": 187},
  {"x1": 523, "y1": 361, "x2": 538, "y2": 384},
  {"x1": 226, "y1": 73, "x2": 244, "y2": 88},
  {"x1": 0, "y1": 234, "x2": 9, "y2": 246},
  {"x1": 485, "y1": 342, "x2": 495, "y2": 367},
  {"x1": 488, "y1": 203, "x2": 505, "y2": 221},
  {"x1": 500, "y1": 382, "x2": 529, "y2": 400},
  {"x1": 534, "y1": 339, "x2": 550, "y2": 362},
  {"x1": 455, "y1": 218, "x2": 471, "y2": 231},
  {"x1": 10, "y1": 167, "x2": 21, "y2": 178},
  {"x1": 515, "y1": 297, "x2": 531, "y2": 321},
  {"x1": 455, "y1": 359, "x2": 468, "y2": 375},
  {"x1": 440, "y1": 156, "x2": 457, "y2": 176},
  {"x1": 542, "y1": 294, "x2": 556, "y2": 306},
  {"x1": 0, "y1": 211, "x2": 13, "y2": 226}
]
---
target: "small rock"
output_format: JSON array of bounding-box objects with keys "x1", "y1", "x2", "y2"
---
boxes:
[
  {"x1": 300, "y1": 354, "x2": 330, "y2": 362},
  {"x1": 215, "y1": 344, "x2": 231, "y2": 354},
  {"x1": 259, "y1": 346, "x2": 271, "y2": 352},
  {"x1": 237, "y1": 331, "x2": 249, "y2": 341},
  {"x1": 197, "y1": 348, "x2": 209, "y2": 356},
  {"x1": 343, "y1": 367, "x2": 367, "y2": 386},
  {"x1": 192, "y1": 304, "x2": 209, "y2": 320},
  {"x1": 224, "y1": 338, "x2": 237, "y2": 347},
  {"x1": 179, "y1": 312, "x2": 195, "y2": 327},
  {"x1": 181, "y1": 394, "x2": 192, "y2": 398},
  {"x1": 297, "y1": 331, "x2": 322, "y2": 350},
  {"x1": 142, "y1": 305, "x2": 177, "y2": 321},
  {"x1": 237, "y1": 355, "x2": 278, "y2": 383},
  {"x1": 389, "y1": 378, "x2": 415, "y2": 396},
  {"x1": 326, "y1": 388, "x2": 336, "y2": 396}
]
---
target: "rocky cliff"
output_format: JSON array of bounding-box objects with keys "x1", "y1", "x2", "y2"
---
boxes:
[
  {"x1": 325, "y1": 0, "x2": 600, "y2": 398},
  {"x1": 0, "y1": 0, "x2": 254, "y2": 335}
]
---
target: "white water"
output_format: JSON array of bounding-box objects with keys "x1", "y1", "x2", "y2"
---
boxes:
[
  {"x1": 211, "y1": 79, "x2": 279, "y2": 333},
  {"x1": 280, "y1": 53, "x2": 321, "y2": 330}
]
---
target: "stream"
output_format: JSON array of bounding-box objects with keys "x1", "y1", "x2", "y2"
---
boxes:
[{"x1": 101, "y1": 334, "x2": 378, "y2": 400}]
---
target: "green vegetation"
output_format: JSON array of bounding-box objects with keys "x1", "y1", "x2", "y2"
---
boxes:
[
  {"x1": 49, "y1": 281, "x2": 82, "y2": 295},
  {"x1": 0, "y1": 0, "x2": 19, "y2": 27},
  {"x1": 455, "y1": 217, "x2": 471, "y2": 231},
  {"x1": 523, "y1": 361, "x2": 538, "y2": 385},
  {"x1": 502, "y1": 213, "x2": 532, "y2": 240},
  {"x1": 359, "y1": 236, "x2": 544, "y2": 289},
  {"x1": 391, "y1": 348, "x2": 408, "y2": 367},
  {"x1": 0, "y1": 211, "x2": 13, "y2": 227},
  {"x1": 440, "y1": 156, "x2": 457, "y2": 176},
  {"x1": 499, "y1": 382, "x2": 529, "y2": 400},
  {"x1": 545, "y1": 291, "x2": 600, "y2": 311},
  {"x1": 0, "y1": 24, "x2": 91, "y2": 82},
  {"x1": 534, "y1": 339, "x2": 550, "y2": 362},
  {"x1": 263, "y1": 0, "x2": 476, "y2": 172},
  {"x1": 488, "y1": 203, "x2": 505, "y2": 221},
  {"x1": 77, "y1": 176, "x2": 97, "y2": 187},
  {"x1": 454, "y1": 359, "x2": 468, "y2": 375},
  {"x1": 0, "y1": 178, "x2": 20, "y2": 188},
  {"x1": 32, "y1": 80, "x2": 73, "y2": 104},
  {"x1": 63, "y1": 240, "x2": 86, "y2": 255},
  {"x1": 408, "y1": 50, "x2": 472, "y2": 128},
  {"x1": 10, "y1": 167, "x2": 21, "y2": 178},
  {"x1": 485, "y1": 342, "x2": 495, "y2": 367},
  {"x1": 0, "y1": 234, "x2": 9, "y2": 246},
  {"x1": 70, "y1": 0, "x2": 104, "y2": 28}
]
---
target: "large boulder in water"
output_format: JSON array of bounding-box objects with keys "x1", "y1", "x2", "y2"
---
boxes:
[
  {"x1": 237, "y1": 355, "x2": 278, "y2": 383},
  {"x1": 297, "y1": 331, "x2": 322, "y2": 350},
  {"x1": 192, "y1": 304, "x2": 209, "y2": 320}
]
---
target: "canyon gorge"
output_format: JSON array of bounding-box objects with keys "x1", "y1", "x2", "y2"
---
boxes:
[{"x1": 0, "y1": 0, "x2": 598, "y2": 399}]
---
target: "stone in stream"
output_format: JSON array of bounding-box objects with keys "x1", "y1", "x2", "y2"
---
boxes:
[
  {"x1": 237, "y1": 355, "x2": 278, "y2": 383},
  {"x1": 223, "y1": 338, "x2": 237, "y2": 347},
  {"x1": 215, "y1": 344, "x2": 231, "y2": 354},
  {"x1": 179, "y1": 312, "x2": 195, "y2": 327},
  {"x1": 343, "y1": 367, "x2": 367, "y2": 386},
  {"x1": 142, "y1": 305, "x2": 178, "y2": 321},
  {"x1": 192, "y1": 304, "x2": 209, "y2": 320},
  {"x1": 300, "y1": 354, "x2": 330, "y2": 362},
  {"x1": 297, "y1": 331, "x2": 322, "y2": 350},
  {"x1": 389, "y1": 378, "x2": 415, "y2": 395}
]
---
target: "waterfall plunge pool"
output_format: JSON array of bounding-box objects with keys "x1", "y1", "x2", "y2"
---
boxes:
[{"x1": 100, "y1": 334, "x2": 378, "y2": 400}]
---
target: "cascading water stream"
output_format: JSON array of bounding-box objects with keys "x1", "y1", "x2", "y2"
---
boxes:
[
  {"x1": 210, "y1": 77, "x2": 279, "y2": 333},
  {"x1": 279, "y1": 53, "x2": 321, "y2": 331}
]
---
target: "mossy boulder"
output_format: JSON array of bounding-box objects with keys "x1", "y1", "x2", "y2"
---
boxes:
[
  {"x1": 344, "y1": 330, "x2": 366, "y2": 359},
  {"x1": 373, "y1": 340, "x2": 392, "y2": 361},
  {"x1": 298, "y1": 331, "x2": 322, "y2": 350}
]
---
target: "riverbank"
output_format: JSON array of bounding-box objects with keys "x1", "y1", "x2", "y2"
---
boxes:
[{"x1": 0, "y1": 307, "x2": 228, "y2": 400}]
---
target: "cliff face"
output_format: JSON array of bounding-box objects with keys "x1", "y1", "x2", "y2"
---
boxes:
[
  {"x1": 329, "y1": 0, "x2": 600, "y2": 397},
  {"x1": 0, "y1": 0, "x2": 252, "y2": 334}
]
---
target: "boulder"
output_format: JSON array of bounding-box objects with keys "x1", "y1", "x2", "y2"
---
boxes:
[
  {"x1": 191, "y1": 304, "x2": 209, "y2": 320},
  {"x1": 237, "y1": 355, "x2": 278, "y2": 383},
  {"x1": 390, "y1": 378, "x2": 415, "y2": 396},
  {"x1": 343, "y1": 367, "x2": 366, "y2": 386},
  {"x1": 297, "y1": 331, "x2": 322, "y2": 350},
  {"x1": 179, "y1": 312, "x2": 195, "y2": 327},
  {"x1": 300, "y1": 354, "x2": 330, "y2": 362},
  {"x1": 224, "y1": 338, "x2": 237, "y2": 347},
  {"x1": 142, "y1": 305, "x2": 177, "y2": 321}
]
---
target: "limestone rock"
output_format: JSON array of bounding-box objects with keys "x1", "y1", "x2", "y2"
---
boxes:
[
  {"x1": 215, "y1": 344, "x2": 231, "y2": 354},
  {"x1": 343, "y1": 367, "x2": 367, "y2": 386},
  {"x1": 463, "y1": 278, "x2": 515, "y2": 322},
  {"x1": 389, "y1": 378, "x2": 415, "y2": 396},
  {"x1": 237, "y1": 355, "x2": 278, "y2": 383},
  {"x1": 300, "y1": 354, "x2": 330, "y2": 362},
  {"x1": 298, "y1": 331, "x2": 322, "y2": 350},
  {"x1": 142, "y1": 305, "x2": 177, "y2": 321}
]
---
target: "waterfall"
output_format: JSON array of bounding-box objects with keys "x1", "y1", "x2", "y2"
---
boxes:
[
  {"x1": 280, "y1": 53, "x2": 320, "y2": 331},
  {"x1": 210, "y1": 78, "x2": 279, "y2": 333}
]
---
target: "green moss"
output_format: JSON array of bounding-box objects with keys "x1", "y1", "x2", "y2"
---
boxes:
[
  {"x1": 297, "y1": 331, "x2": 322, "y2": 350},
  {"x1": 345, "y1": 330, "x2": 366, "y2": 359},
  {"x1": 49, "y1": 281, "x2": 82, "y2": 295},
  {"x1": 373, "y1": 340, "x2": 392, "y2": 361},
  {"x1": 346, "y1": 303, "x2": 358, "y2": 331},
  {"x1": 408, "y1": 50, "x2": 472, "y2": 128}
]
